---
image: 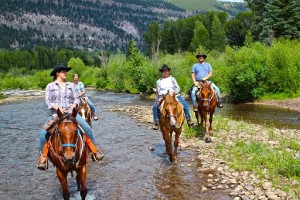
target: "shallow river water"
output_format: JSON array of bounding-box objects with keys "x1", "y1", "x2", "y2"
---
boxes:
[{"x1": 0, "y1": 92, "x2": 235, "y2": 200}]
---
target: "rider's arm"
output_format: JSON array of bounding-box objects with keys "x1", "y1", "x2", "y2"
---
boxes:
[
  {"x1": 171, "y1": 76, "x2": 180, "y2": 94},
  {"x1": 202, "y1": 71, "x2": 212, "y2": 81}
]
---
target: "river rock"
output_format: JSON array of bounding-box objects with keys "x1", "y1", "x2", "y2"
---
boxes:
[{"x1": 262, "y1": 182, "x2": 273, "y2": 190}]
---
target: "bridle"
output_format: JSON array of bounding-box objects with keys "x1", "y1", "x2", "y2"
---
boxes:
[
  {"x1": 49, "y1": 114, "x2": 85, "y2": 167},
  {"x1": 161, "y1": 99, "x2": 184, "y2": 129},
  {"x1": 197, "y1": 84, "x2": 216, "y2": 108}
]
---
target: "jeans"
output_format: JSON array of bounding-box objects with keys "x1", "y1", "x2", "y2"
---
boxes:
[
  {"x1": 191, "y1": 82, "x2": 222, "y2": 106},
  {"x1": 39, "y1": 114, "x2": 95, "y2": 151},
  {"x1": 87, "y1": 99, "x2": 96, "y2": 113},
  {"x1": 152, "y1": 95, "x2": 192, "y2": 123}
]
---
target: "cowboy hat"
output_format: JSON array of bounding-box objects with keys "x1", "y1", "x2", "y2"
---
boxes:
[
  {"x1": 195, "y1": 52, "x2": 207, "y2": 59},
  {"x1": 50, "y1": 64, "x2": 72, "y2": 76},
  {"x1": 159, "y1": 64, "x2": 171, "y2": 72}
]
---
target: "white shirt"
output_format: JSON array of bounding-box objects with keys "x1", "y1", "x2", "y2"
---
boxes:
[{"x1": 156, "y1": 76, "x2": 180, "y2": 95}]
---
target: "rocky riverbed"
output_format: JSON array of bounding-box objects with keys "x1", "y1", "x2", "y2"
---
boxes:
[{"x1": 107, "y1": 104, "x2": 300, "y2": 200}]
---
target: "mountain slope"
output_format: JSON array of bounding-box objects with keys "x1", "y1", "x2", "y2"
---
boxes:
[{"x1": 0, "y1": 0, "x2": 246, "y2": 51}]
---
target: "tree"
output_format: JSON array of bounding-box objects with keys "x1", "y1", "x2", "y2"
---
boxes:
[
  {"x1": 245, "y1": 0, "x2": 268, "y2": 41},
  {"x1": 210, "y1": 15, "x2": 226, "y2": 51},
  {"x1": 190, "y1": 20, "x2": 210, "y2": 51},
  {"x1": 260, "y1": 0, "x2": 300, "y2": 44},
  {"x1": 143, "y1": 21, "x2": 161, "y2": 61}
]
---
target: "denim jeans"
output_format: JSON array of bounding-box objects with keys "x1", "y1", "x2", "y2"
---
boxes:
[
  {"x1": 191, "y1": 82, "x2": 222, "y2": 106},
  {"x1": 152, "y1": 95, "x2": 192, "y2": 123},
  {"x1": 39, "y1": 114, "x2": 95, "y2": 151},
  {"x1": 87, "y1": 99, "x2": 96, "y2": 113}
]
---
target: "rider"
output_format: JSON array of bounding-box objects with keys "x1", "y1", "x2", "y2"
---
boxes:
[
  {"x1": 152, "y1": 64, "x2": 194, "y2": 130},
  {"x1": 72, "y1": 73, "x2": 99, "y2": 120},
  {"x1": 191, "y1": 52, "x2": 223, "y2": 111},
  {"x1": 37, "y1": 64, "x2": 104, "y2": 170}
]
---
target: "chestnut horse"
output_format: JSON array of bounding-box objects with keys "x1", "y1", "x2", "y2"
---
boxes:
[
  {"x1": 159, "y1": 91, "x2": 184, "y2": 163},
  {"x1": 78, "y1": 97, "x2": 92, "y2": 127},
  {"x1": 48, "y1": 108, "x2": 88, "y2": 200},
  {"x1": 195, "y1": 82, "x2": 217, "y2": 143}
]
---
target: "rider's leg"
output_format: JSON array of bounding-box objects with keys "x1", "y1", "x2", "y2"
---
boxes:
[
  {"x1": 176, "y1": 95, "x2": 194, "y2": 126},
  {"x1": 152, "y1": 100, "x2": 159, "y2": 129},
  {"x1": 211, "y1": 83, "x2": 223, "y2": 108},
  {"x1": 87, "y1": 99, "x2": 98, "y2": 120},
  {"x1": 37, "y1": 117, "x2": 52, "y2": 170},
  {"x1": 76, "y1": 114, "x2": 104, "y2": 161},
  {"x1": 191, "y1": 86, "x2": 198, "y2": 111}
]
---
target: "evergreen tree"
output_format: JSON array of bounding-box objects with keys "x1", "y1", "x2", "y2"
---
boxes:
[
  {"x1": 245, "y1": 0, "x2": 268, "y2": 41},
  {"x1": 210, "y1": 15, "x2": 226, "y2": 51},
  {"x1": 190, "y1": 20, "x2": 210, "y2": 51},
  {"x1": 260, "y1": 0, "x2": 300, "y2": 44}
]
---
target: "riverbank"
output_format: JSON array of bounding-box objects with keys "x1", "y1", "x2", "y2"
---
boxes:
[
  {"x1": 0, "y1": 89, "x2": 44, "y2": 105},
  {"x1": 108, "y1": 104, "x2": 300, "y2": 199}
]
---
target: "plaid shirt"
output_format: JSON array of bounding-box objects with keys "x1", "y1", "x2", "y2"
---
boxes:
[
  {"x1": 74, "y1": 81, "x2": 87, "y2": 98},
  {"x1": 45, "y1": 81, "x2": 80, "y2": 113}
]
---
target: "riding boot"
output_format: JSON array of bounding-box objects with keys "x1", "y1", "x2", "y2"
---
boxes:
[
  {"x1": 85, "y1": 136, "x2": 104, "y2": 162},
  {"x1": 186, "y1": 118, "x2": 194, "y2": 127},
  {"x1": 193, "y1": 105, "x2": 198, "y2": 112},
  {"x1": 217, "y1": 100, "x2": 224, "y2": 108},
  {"x1": 153, "y1": 122, "x2": 159, "y2": 130},
  {"x1": 92, "y1": 112, "x2": 99, "y2": 121},
  {"x1": 37, "y1": 141, "x2": 49, "y2": 170}
]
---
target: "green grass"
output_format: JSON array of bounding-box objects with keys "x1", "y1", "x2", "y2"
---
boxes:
[
  {"x1": 0, "y1": 93, "x2": 6, "y2": 100},
  {"x1": 258, "y1": 90, "x2": 300, "y2": 101}
]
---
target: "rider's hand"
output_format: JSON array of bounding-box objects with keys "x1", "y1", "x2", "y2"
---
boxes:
[
  {"x1": 194, "y1": 81, "x2": 199, "y2": 87},
  {"x1": 152, "y1": 88, "x2": 157, "y2": 93},
  {"x1": 202, "y1": 77, "x2": 207, "y2": 81}
]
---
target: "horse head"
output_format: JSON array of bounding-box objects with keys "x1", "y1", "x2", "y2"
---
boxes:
[
  {"x1": 198, "y1": 82, "x2": 214, "y2": 108},
  {"x1": 161, "y1": 91, "x2": 178, "y2": 128},
  {"x1": 57, "y1": 108, "x2": 79, "y2": 164}
]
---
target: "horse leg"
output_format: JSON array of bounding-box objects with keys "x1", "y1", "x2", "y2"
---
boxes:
[
  {"x1": 163, "y1": 130, "x2": 173, "y2": 162},
  {"x1": 56, "y1": 168, "x2": 70, "y2": 200},
  {"x1": 204, "y1": 116, "x2": 211, "y2": 143},
  {"x1": 209, "y1": 112, "x2": 214, "y2": 136},
  {"x1": 77, "y1": 166, "x2": 88, "y2": 200},
  {"x1": 195, "y1": 111, "x2": 199, "y2": 125},
  {"x1": 173, "y1": 129, "x2": 181, "y2": 163}
]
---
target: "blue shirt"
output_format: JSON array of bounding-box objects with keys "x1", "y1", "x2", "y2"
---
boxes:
[{"x1": 191, "y1": 62, "x2": 212, "y2": 81}]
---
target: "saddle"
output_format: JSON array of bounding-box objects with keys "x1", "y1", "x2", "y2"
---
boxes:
[{"x1": 44, "y1": 116, "x2": 59, "y2": 135}]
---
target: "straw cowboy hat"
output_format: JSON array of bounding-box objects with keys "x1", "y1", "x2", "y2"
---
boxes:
[
  {"x1": 50, "y1": 64, "x2": 72, "y2": 76},
  {"x1": 195, "y1": 52, "x2": 207, "y2": 59},
  {"x1": 159, "y1": 64, "x2": 171, "y2": 72}
]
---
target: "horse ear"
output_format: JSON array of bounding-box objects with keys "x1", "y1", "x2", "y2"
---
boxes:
[
  {"x1": 209, "y1": 82, "x2": 212, "y2": 86},
  {"x1": 57, "y1": 108, "x2": 63, "y2": 118},
  {"x1": 200, "y1": 82, "x2": 204, "y2": 87},
  {"x1": 71, "y1": 107, "x2": 77, "y2": 118}
]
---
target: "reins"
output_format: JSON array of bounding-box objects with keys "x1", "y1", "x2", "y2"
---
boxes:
[
  {"x1": 160, "y1": 99, "x2": 185, "y2": 129},
  {"x1": 48, "y1": 114, "x2": 85, "y2": 168}
]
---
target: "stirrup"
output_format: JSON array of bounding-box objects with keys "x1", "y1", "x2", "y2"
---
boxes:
[
  {"x1": 91, "y1": 148, "x2": 104, "y2": 162},
  {"x1": 37, "y1": 155, "x2": 48, "y2": 170}
]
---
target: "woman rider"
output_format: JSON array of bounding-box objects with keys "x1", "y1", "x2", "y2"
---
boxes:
[
  {"x1": 72, "y1": 73, "x2": 99, "y2": 120},
  {"x1": 37, "y1": 64, "x2": 104, "y2": 170},
  {"x1": 152, "y1": 64, "x2": 194, "y2": 130}
]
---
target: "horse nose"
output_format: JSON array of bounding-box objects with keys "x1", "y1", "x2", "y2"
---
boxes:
[
  {"x1": 170, "y1": 117, "x2": 176, "y2": 127},
  {"x1": 64, "y1": 156, "x2": 75, "y2": 164}
]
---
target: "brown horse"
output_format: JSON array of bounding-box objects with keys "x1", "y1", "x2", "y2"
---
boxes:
[
  {"x1": 195, "y1": 82, "x2": 217, "y2": 143},
  {"x1": 159, "y1": 91, "x2": 184, "y2": 163},
  {"x1": 78, "y1": 97, "x2": 92, "y2": 127},
  {"x1": 48, "y1": 108, "x2": 88, "y2": 200}
]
